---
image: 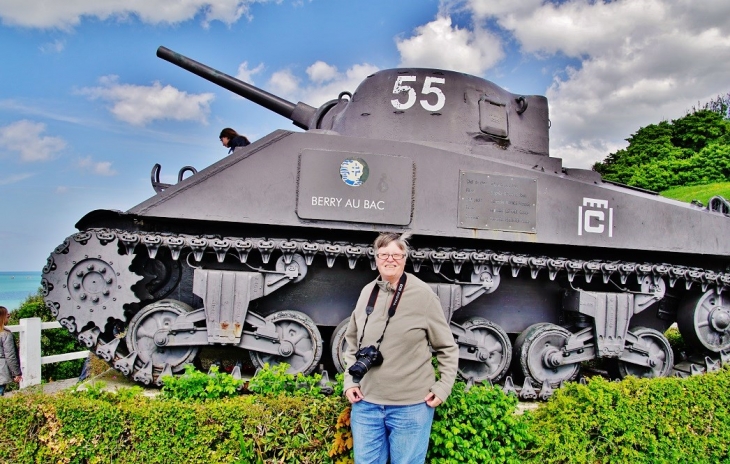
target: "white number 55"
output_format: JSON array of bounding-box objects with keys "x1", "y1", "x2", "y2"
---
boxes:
[{"x1": 390, "y1": 76, "x2": 446, "y2": 112}]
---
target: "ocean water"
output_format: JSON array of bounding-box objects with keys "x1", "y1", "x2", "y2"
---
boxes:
[{"x1": 0, "y1": 271, "x2": 42, "y2": 312}]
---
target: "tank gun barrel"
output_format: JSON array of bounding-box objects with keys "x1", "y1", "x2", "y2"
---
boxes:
[{"x1": 157, "y1": 46, "x2": 316, "y2": 129}]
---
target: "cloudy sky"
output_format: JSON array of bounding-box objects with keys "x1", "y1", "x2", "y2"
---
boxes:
[{"x1": 1, "y1": 0, "x2": 729, "y2": 271}]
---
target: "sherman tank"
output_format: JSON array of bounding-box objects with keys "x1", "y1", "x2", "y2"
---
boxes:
[{"x1": 41, "y1": 46, "x2": 730, "y2": 398}]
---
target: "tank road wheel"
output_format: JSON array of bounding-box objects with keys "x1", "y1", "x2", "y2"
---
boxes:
[
  {"x1": 330, "y1": 317, "x2": 351, "y2": 374},
  {"x1": 458, "y1": 317, "x2": 512, "y2": 383},
  {"x1": 515, "y1": 323, "x2": 580, "y2": 387},
  {"x1": 677, "y1": 290, "x2": 730, "y2": 353},
  {"x1": 249, "y1": 310, "x2": 323, "y2": 376},
  {"x1": 617, "y1": 327, "x2": 673, "y2": 379},
  {"x1": 126, "y1": 299, "x2": 199, "y2": 374}
]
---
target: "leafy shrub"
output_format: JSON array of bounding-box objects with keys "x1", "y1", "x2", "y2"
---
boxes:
[
  {"x1": 428, "y1": 382, "x2": 533, "y2": 463},
  {"x1": 328, "y1": 406, "x2": 354, "y2": 464},
  {"x1": 161, "y1": 364, "x2": 244, "y2": 400},
  {"x1": 329, "y1": 379, "x2": 533, "y2": 464},
  {"x1": 6, "y1": 340, "x2": 730, "y2": 463},
  {"x1": 664, "y1": 325, "x2": 687, "y2": 361},
  {"x1": 0, "y1": 387, "x2": 347, "y2": 463},
  {"x1": 77, "y1": 380, "x2": 108, "y2": 400},
  {"x1": 520, "y1": 367, "x2": 730, "y2": 463},
  {"x1": 247, "y1": 362, "x2": 330, "y2": 397}
]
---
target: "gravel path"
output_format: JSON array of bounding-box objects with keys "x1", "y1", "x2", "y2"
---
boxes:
[{"x1": 5, "y1": 369, "x2": 159, "y2": 397}]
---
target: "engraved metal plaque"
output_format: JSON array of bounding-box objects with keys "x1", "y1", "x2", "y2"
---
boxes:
[
  {"x1": 297, "y1": 149, "x2": 413, "y2": 225},
  {"x1": 457, "y1": 172, "x2": 537, "y2": 233}
]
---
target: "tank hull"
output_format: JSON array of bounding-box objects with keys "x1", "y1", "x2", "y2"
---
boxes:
[{"x1": 41, "y1": 53, "x2": 730, "y2": 395}]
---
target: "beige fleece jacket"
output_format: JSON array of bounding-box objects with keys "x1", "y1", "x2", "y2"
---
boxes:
[{"x1": 343, "y1": 272, "x2": 458, "y2": 405}]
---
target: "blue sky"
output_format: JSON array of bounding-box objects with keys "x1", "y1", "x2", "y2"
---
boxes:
[{"x1": 1, "y1": 0, "x2": 729, "y2": 271}]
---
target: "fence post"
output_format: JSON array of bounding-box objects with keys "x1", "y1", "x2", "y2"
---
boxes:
[{"x1": 19, "y1": 317, "x2": 42, "y2": 388}]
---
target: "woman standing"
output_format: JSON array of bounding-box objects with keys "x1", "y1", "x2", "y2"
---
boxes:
[
  {"x1": 343, "y1": 233, "x2": 458, "y2": 464},
  {"x1": 0, "y1": 306, "x2": 22, "y2": 396}
]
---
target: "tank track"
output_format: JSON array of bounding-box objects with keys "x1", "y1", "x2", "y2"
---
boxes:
[{"x1": 43, "y1": 227, "x2": 730, "y2": 392}]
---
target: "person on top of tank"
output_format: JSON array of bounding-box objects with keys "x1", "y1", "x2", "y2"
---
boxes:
[
  {"x1": 0, "y1": 306, "x2": 22, "y2": 396},
  {"x1": 343, "y1": 232, "x2": 458, "y2": 464},
  {"x1": 219, "y1": 128, "x2": 250, "y2": 154}
]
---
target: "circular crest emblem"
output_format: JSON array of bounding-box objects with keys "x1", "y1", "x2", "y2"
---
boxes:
[{"x1": 340, "y1": 158, "x2": 369, "y2": 187}]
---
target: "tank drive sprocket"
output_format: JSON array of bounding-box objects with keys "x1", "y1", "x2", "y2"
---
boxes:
[{"x1": 42, "y1": 230, "x2": 141, "y2": 336}]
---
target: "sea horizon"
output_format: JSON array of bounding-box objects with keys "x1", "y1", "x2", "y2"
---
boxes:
[{"x1": 0, "y1": 271, "x2": 43, "y2": 312}]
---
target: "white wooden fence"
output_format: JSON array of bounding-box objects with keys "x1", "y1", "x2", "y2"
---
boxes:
[{"x1": 7, "y1": 317, "x2": 90, "y2": 389}]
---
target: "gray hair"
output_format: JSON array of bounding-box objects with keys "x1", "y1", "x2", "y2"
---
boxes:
[{"x1": 373, "y1": 232, "x2": 411, "y2": 255}]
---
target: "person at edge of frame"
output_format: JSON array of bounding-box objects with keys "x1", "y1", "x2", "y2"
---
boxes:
[
  {"x1": 0, "y1": 306, "x2": 22, "y2": 396},
  {"x1": 343, "y1": 232, "x2": 459, "y2": 464},
  {"x1": 219, "y1": 127, "x2": 250, "y2": 154}
]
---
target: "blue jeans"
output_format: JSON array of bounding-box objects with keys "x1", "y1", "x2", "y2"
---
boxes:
[
  {"x1": 350, "y1": 400, "x2": 435, "y2": 464},
  {"x1": 0, "y1": 384, "x2": 5, "y2": 396}
]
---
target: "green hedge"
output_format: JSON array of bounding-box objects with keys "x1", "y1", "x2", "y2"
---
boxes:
[
  {"x1": 429, "y1": 382, "x2": 531, "y2": 463},
  {"x1": 521, "y1": 368, "x2": 730, "y2": 463},
  {"x1": 0, "y1": 389, "x2": 346, "y2": 463},
  {"x1": 3, "y1": 367, "x2": 730, "y2": 463}
]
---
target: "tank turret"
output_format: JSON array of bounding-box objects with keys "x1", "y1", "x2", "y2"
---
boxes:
[{"x1": 158, "y1": 47, "x2": 549, "y2": 157}]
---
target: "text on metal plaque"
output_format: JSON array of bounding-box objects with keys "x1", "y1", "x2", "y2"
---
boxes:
[{"x1": 457, "y1": 171, "x2": 537, "y2": 233}]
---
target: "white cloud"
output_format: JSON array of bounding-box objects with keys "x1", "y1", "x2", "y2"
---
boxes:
[
  {"x1": 39, "y1": 39, "x2": 65, "y2": 53},
  {"x1": 396, "y1": 15, "x2": 504, "y2": 75},
  {"x1": 458, "y1": 0, "x2": 730, "y2": 167},
  {"x1": 266, "y1": 62, "x2": 379, "y2": 108},
  {"x1": 0, "y1": 173, "x2": 34, "y2": 185},
  {"x1": 302, "y1": 63, "x2": 380, "y2": 107},
  {"x1": 78, "y1": 75, "x2": 215, "y2": 126},
  {"x1": 56, "y1": 186, "x2": 68, "y2": 194},
  {"x1": 0, "y1": 120, "x2": 67, "y2": 162},
  {"x1": 235, "y1": 61, "x2": 265, "y2": 85},
  {"x1": 268, "y1": 69, "x2": 301, "y2": 100},
  {"x1": 464, "y1": 0, "x2": 542, "y2": 17},
  {"x1": 306, "y1": 61, "x2": 339, "y2": 84},
  {"x1": 77, "y1": 156, "x2": 117, "y2": 176},
  {"x1": 0, "y1": 0, "x2": 277, "y2": 30}
]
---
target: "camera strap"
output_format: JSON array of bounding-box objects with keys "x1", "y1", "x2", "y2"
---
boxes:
[{"x1": 357, "y1": 273, "x2": 407, "y2": 350}]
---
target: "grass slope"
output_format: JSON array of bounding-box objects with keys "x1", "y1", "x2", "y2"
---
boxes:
[{"x1": 660, "y1": 182, "x2": 730, "y2": 204}]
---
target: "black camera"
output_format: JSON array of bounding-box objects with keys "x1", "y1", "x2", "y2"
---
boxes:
[{"x1": 348, "y1": 345, "x2": 384, "y2": 382}]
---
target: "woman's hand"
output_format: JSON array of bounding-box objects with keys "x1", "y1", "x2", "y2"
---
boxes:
[
  {"x1": 13, "y1": 375, "x2": 22, "y2": 383},
  {"x1": 424, "y1": 392, "x2": 442, "y2": 408},
  {"x1": 346, "y1": 386, "x2": 364, "y2": 404}
]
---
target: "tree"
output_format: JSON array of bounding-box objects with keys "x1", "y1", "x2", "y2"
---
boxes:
[
  {"x1": 691, "y1": 92, "x2": 730, "y2": 119},
  {"x1": 593, "y1": 106, "x2": 730, "y2": 191},
  {"x1": 671, "y1": 110, "x2": 729, "y2": 153},
  {"x1": 9, "y1": 290, "x2": 85, "y2": 381}
]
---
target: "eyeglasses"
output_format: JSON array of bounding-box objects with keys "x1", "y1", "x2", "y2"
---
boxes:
[{"x1": 376, "y1": 253, "x2": 406, "y2": 260}]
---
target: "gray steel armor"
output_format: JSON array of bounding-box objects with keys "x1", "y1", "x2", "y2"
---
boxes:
[{"x1": 41, "y1": 46, "x2": 730, "y2": 398}]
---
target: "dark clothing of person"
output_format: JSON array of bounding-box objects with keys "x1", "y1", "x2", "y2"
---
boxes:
[
  {"x1": 228, "y1": 135, "x2": 250, "y2": 154},
  {"x1": 79, "y1": 355, "x2": 91, "y2": 381}
]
